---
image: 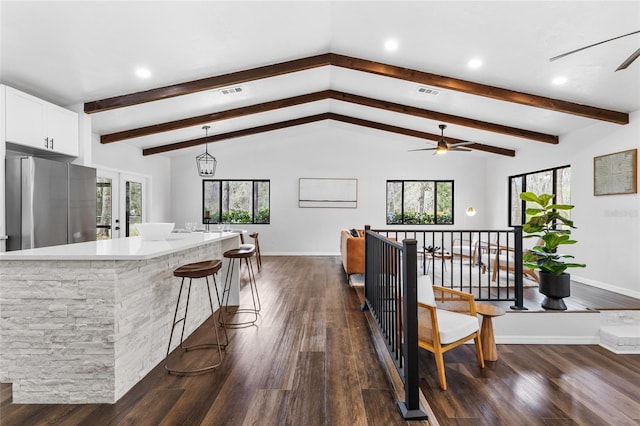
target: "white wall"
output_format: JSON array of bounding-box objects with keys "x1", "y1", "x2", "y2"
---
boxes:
[
  {"x1": 171, "y1": 121, "x2": 489, "y2": 255},
  {"x1": 92, "y1": 133, "x2": 172, "y2": 222},
  {"x1": 485, "y1": 111, "x2": 640, "y2": 298}
]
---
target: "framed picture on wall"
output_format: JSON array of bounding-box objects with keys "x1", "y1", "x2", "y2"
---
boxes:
[
  {"x1": 593, "y1": 149, "x2": 637, "y2": 196},
  {"x1": 298, "y1": 178, "x2": 358, "y2": 208}
]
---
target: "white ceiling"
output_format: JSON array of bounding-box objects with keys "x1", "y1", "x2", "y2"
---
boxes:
[{"x1": 2, "y1": 1, "x2": 639, "y2": 158}]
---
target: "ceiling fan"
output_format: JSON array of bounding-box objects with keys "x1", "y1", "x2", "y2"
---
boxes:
[
  {"x1": 409, "y1": 124, "x2": 473, "y2": 155},
  {"x1": 549, "y1": 30, "x2": 640, "y2": 71}
]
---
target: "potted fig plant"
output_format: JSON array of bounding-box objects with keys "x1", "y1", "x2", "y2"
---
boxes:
[{"x1": 519, "y1": 192, "x2": 586, "y2": 310}]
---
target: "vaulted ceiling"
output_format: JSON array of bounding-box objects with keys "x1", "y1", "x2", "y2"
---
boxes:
[{"x1": 2, "y1": 1, "x2": 639, "y2": 159}]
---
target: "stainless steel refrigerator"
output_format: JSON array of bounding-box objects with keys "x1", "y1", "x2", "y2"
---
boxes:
[{"x1": 5, "y1": 156, "x2": 96, "y2": 251}]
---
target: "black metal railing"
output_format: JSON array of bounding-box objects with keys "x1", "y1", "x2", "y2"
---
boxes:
[
  {"x1": 371, "y1": 227, "x2": 525, "y2": 308},
  {"x1": 363, "y1": 226, "x2": 426, "y2": 420},
  {"x1": 362, "y1": 226, "x2": 526, "y2": 420}
]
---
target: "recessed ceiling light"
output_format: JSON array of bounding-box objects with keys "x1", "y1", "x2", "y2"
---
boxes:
[
  {"x1": 468, "y1": 58, "x2": 483, "y2": 69},
  {"x1": 135, "y1": 67, "x2": 151, "y2": 79},
  {"x1": 552, "y1": 76, "x2": 568, "y2": 85},
  {"x1": 384, "y1": 39, "x2": 398, "y2": 51}
]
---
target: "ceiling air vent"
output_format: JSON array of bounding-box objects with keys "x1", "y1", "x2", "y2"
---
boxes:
[
  {"x1": 417, "y1": 86, "x2": 440, "y2": 96},
  {"x1": 219, "y1": 86, "x2": 243, "y2": 95}
]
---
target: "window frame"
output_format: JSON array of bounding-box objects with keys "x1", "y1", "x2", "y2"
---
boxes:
[
  {"x1": 508, "y1": 165, "x2": 571, "y2": 227},
  {"x1": 386, "y1": 179, "x2": 454, "y2": 225},
  {"x1": 202, "y1": 179, "x2": 270, "y2": 225}
]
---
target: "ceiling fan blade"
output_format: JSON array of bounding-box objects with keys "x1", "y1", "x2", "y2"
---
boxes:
[
  {"x1": 549, "y1": 30, "x2": 640, "y2": 62},
  {"x1": 616, "y1": 47, "x2": 640, "y2": 71},
  {"x1": 408, "y1": 148, "x2": 436, "y2": 152},
  {"x1": 449, "y1": 147, "x2": 472, "y2": 152},
  {"x1": 449, "y1": 141, "x2": 475, "y2": 147}
]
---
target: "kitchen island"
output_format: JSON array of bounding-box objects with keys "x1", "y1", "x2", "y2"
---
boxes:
[{"x1": 0, "y1": 231, "x2": 240, "y2": 403}]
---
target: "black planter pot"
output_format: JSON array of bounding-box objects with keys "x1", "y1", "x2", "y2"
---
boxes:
[{"x1": 538, "y1": 272, "x2": 570, "y2": 310}]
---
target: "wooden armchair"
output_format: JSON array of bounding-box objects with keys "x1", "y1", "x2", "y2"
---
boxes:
[
  {"x1": 417, "y1": 276, "x2": 485, "y2": 390},
  {"x1": 490, "y1": 244, "x2": 539, "y2": 282},
  {"x1": 451, "y1": 238, "x2": 489, "y2": 273}
]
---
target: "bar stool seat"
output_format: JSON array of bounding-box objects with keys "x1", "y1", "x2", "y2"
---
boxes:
[
  {"x1": 221, "y1": 245, "x2": 260, "y2": 328},
  {"x1": 225, "y1": 246, "x2": 255, "y2": 259},
  {"x1": 165, "y1": 259, "x2": 228, "y2": 375},
  {"x1": 174, "y1": 259, "x2": 221, "y2": 278}
]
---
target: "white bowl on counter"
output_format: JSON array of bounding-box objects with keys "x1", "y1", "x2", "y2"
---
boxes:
[{"x1": 134, "y1": 222, "x2": 175, "y2": 241}]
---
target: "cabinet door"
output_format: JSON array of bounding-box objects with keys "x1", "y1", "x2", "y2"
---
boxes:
[
  {"x1": 5, "y1": 87, "x2": 46, "y2": 149},
  {"x1": 46, "y1": 104, "x2": 79, "y2": 156}
]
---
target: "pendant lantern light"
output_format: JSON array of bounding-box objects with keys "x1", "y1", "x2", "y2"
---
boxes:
[{"x1": 196, "y1": 125, "x2": 217, "y2": 177}]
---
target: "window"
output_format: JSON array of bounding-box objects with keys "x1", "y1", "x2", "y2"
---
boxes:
[
  {"x1": 386, "y1": 180, "x2": 454, "y2": 225},
  {"x1": 509, "y1": 165, "x2": 571, "y2": 227},
  {"x1": 203, "y1": 180, "x2": 270, "y2": 224}
]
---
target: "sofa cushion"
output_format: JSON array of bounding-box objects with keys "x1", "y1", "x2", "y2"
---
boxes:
[{"x1": 341, "y1": 229, "x2": 365, "y2": 275}]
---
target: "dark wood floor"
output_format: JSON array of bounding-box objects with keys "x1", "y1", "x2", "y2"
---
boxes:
[
  {"x1": 0, "y1": 256, "x2": 425, "y2": 426},
  {"x1": 1, "y1": 256, "x2": 639, "y2": 425}
]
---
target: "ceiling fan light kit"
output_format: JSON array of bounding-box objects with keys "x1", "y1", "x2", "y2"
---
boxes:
[
  {"x1": 410, "y1": 124, "x2": 474, "y2": 155},
  {"x1": 196, "y1": 125, "x2": 217, "y2": 177}
]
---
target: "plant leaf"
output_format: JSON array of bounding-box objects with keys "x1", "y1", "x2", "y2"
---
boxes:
[
  {"x1": 548, "y1": 204, "x2": 574, "y2": 211},
  {"x1": 519, "y1": 192, "x2": 541, "y2": 204}
]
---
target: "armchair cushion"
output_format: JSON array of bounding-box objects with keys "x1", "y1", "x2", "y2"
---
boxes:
[
  {"x1": 435, "y1": 310, "x2": 480, "y2": 344},
  {"x1": 417, "y1": 275, "x2": 435, "y2": 307}
]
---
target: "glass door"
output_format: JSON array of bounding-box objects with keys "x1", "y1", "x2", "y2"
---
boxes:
[
  {"x1": 96, "y1": 170, "x2": 120, "y2": 239},
  {"x1": 120, "y1": 174, "x2": 146, "y2": 237}
]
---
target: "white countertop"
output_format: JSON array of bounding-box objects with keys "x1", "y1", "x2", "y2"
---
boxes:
[{"x1": 0, "y1": 232, "x2": 238, "y2": 261}]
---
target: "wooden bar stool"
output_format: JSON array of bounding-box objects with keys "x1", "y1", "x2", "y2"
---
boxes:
[
  {"x1": 249, "y1": 232, "x2": 262, "y2": 272},
  {"x1": 165, "y1": 259, "x2": 228, "y2": 374},
  {"x1": 220, "y1": 246, "x2": 260, "y2": 328},
  {"x1": 231, "y1": 230, "x2": 261, "y2": 272}
]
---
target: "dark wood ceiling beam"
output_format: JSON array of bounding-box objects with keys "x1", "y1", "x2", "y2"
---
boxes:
[
  {"x1": 85, "y1": 53, "x2": 628, "y2": 125},
  {"x1": 329, "y1": 91, "x2": 557, "y2": 144},
  {"x1": 329, "y1": 53, "x2": 629, "y2": 125},
  {"x1": 101, "y1": 90, "x2": 332, "y2": 144},
  {"x1": 143, "y1": 112, "x2": 515, "y2": 157},
  {"x1": 328, "y1": 114, "x2": 515, "y2": 157},
  {"x1": 85, "y1": 54, "x2": 332, "y2": 114},
  {"x1": 103, "y1": 89, "x2": 556, "y2": 145},
  {"x1": 143, "y1": 113, "x2": 332, "y2": 156}
]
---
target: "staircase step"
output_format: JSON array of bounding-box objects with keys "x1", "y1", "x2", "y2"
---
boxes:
[{"x1": 599, "y1": 325, "x2": 640, "y2": 354}]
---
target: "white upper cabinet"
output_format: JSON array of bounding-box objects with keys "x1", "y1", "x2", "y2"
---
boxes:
[{"x1": 4, "y1": 86, "x2": 78, "y2": 157}]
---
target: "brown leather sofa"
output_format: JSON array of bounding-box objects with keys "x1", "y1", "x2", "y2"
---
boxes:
[{"x1": 340, "y1": 229, "x2": 364, "y2": 275}]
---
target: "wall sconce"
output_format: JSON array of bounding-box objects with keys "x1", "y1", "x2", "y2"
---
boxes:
[{"x1": 464, "y1": 206, "x2": 476, "y2": 228}]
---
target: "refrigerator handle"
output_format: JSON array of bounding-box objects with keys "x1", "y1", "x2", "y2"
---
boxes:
[{"x1": 21, "y1": 157, "x2": 35, "y2": 249}]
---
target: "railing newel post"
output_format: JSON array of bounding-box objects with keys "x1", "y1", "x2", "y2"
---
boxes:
[
  {"x1": 398, "y1": 238, "x2": 427, "y2": 420},
  {"x1": 511, "y1": 226, "x2": 527, "y2": 310}
]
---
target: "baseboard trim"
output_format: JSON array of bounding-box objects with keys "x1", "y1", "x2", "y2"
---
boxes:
[
  {"x1": 572, "y1": 275, "x2": 640, "y2": 300},
  {"x1": 495, "y1": 336, "x2": 600, "y2": 345},
  {"x1": 264, "y1": 252, "x2": 339, "y2": 256}
]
